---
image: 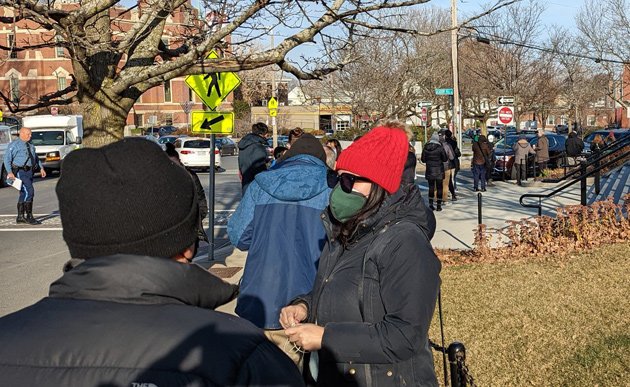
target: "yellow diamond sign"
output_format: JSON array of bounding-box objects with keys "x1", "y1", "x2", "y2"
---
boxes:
[
  {"x1": 191, "y1": 111, "x2": 234, "y2": 134},
  {"x1": 185, "y1": 51, "x2": 241, "y2": 111}
]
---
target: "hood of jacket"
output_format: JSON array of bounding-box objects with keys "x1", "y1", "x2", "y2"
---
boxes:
[
  {"x1": 517, "y1": 139, "x2": 530, "y2": 147},
  {"x1": 49, "y1": 254, "x2": 238, "y2": 310},
  {"x1": 255, "y1": 154, "x2": 329, "y2": 202},
  {"x1": 238, "y1": 133, "x2": 267, "y2": 150},
  {"x1": 424, "y1": 142, "x2": 442, "y2": 152}
]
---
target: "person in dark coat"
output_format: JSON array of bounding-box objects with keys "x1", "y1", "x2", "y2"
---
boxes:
[
  {"x1": 444, "y1": 129, "x2": 461, "y2": 196},
  {"x1": 534, "y1": 128, "x2": 550, "y2": 172},
  {"x1": 228, "y1": 134, "x2": 331, "y2": 364},
  {"x1": 421, "y1": 132, "x2": 448, "y2": 211},
  {"x1": 0, "y1": 138, "x2": 304, "y2": 387},
  {"x1": 238, "y1": 122, "x2": 269, "y2": 194},
  {"x1": 565, "y1": 131, "x2": 584, "y2": 166},
  {"x1": 280, "y1": 126, "x2": 441, "y2": 387},
  {"x1": 471, "y1": 134, "x2": 491, "y2": 191}
]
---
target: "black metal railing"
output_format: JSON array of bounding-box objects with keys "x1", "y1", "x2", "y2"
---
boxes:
[{"x1": 520, "y1": 146, "x2": 630, "y2": 216}]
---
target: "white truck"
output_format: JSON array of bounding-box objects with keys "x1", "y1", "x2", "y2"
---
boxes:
[{"x1": 21, "y1": 115, "x2": 83, "y2": 175}]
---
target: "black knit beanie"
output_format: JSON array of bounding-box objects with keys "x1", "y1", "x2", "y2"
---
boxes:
[
  {"x1": 278, "y1": 133, "x2": 327, "y2": 164},
  {"x1": 56, "y1": 138, "x2": 198, "y2": 259}
]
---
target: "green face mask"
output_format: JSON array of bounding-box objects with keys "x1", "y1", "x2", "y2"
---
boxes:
[{"x1": 329, "y1": 183, "x2": 367, "y2": 223}]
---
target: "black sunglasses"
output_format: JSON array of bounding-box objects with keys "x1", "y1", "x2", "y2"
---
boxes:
[{"x1": 338, "y1": 173, "x2": 371, "y2": 193}]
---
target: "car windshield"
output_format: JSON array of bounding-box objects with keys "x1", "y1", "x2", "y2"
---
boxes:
[
  {"x1": 31, "y1": 130, "x2": 65, "y2": 146},
  {"x1": 183, "y1": 140, "x2": 210, "y2": 148},
  {"x1": 158, "y1": 137, "x2": 177, "y2": 144}
]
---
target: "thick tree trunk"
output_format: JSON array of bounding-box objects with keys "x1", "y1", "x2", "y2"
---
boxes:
[{"x1": 80, "y1": 92, "x2": 132, "y2": 148}]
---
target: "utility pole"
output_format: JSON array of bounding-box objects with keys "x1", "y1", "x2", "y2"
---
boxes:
[
  {"x1": 270, "y1": 29, "x2": 277, "y2": 148},
  {"x1": 451, "y1": 0, "x2": 462, "y2": 150}
]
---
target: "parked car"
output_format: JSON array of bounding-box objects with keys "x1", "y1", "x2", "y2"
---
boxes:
[
  {"x1": 492, "y1": 132, "x2": 566, "y2": 180},
  {"x1": 157, "y1": 125, "x2": 177, "y2": 136},
  {"x1": 265, "y1": 135, "x2": 289, "y2": 160},
  {"x1": 0, "y1": 125, "x2": 12, "y2": 187},
  {"x1": 215, "y1": 137, "x2": 238, "y2": 156},
  {"x1": 583, "y1": 128, "x2": 630, "y2": 153},
  {"x1": 158, "y1": 135, "x2": 184, "y2": 145},
  {"x1": 173, "y1": 137, "x2": 221, "y2": 171}
]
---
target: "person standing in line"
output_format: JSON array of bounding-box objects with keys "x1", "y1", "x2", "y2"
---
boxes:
[
  {"x1": 280, "y1": 126, "x2": 441, "y2": 387},
  {"x1": 228, "y1": 134, "x2": 331, "y2": 365},
  {"x1": 288, "y1": 127, "x2": 305, "y2": 147},
  {"x1": 534, "y1": 128, "x2": 549, "y2": 174},
  {"x1": 3, "y1": 127, "x2": 46, "y2": 225},
  {"x1": 591, "y1": 134, "x2": 604, "y2": 154},
  {"x1": 513, "y1": 134, "x2": 535, "y2": 185},
  {"x1": 238, "y1": 122, "x2": 269, "y2": 194},
  {"x1": 0, "y1": 138, "x2": 303, "y2": 386},
  {"x1": 444, "y1": 129, "x2": 460, "y2": 196},
  {"x1": 565, "y1": 131, "x2": 584, "y2": 166},
  {"x1": 326, "y1": 138, "x2": 343, "y2": 160},
  {"x1": 421, "y1": 132, "x2": 448, "y2": 211},
  {"x1": 471, "y1": 134, "x2": 491, "y2": 192},
  {"x1": 439, "y1": 131, "x2": 455, "y2": 205}
]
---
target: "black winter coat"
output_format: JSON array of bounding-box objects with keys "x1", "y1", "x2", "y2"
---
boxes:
[
  {"x1": 0, "y1": 255, "x2": 304, "y2": 387},
  {"x1": 298, "y1": 185, "x2": 441, "y2": 387},
  {"x1": 421, "y1": 142, "x2": 447, "y2": 180},
  {"x1": 238, "y1": 133, "x2": 268, "y2": 193},
  {"x1": 565, "y1": 133, "x2": 584, "y2": 157}
]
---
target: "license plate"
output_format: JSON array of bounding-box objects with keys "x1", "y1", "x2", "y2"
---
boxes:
[{"x1": 197, "y1": 150, "x2": 207, "y2": 155}]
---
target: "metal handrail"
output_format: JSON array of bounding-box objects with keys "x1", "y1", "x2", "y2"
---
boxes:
[
  {"x1": 543, "y1": 135, "x2": 630, "y2": 183},
  {"x1": 520, "y1": 147, "x2": 630, "y2": 216}
]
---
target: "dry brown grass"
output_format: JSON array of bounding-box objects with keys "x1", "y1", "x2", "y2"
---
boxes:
[{"x1": 430, "y1": 242, "x2": 630, "y2": 386}]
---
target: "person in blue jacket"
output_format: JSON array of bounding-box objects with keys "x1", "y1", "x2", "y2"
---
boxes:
[
  {"x1": 3, "y1": 127, "x2": 46, "y2": 224},
  {"x1": 228, "y1": 133, "x2": 331, "y2": 364}
]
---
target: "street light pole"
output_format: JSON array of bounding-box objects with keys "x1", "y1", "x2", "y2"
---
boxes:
[{"x1": 451, "y1": 0, "x2": 462, "y2": 150}]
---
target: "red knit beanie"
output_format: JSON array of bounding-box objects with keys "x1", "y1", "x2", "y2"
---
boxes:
[{"x1": 335, "y1": 126, "x2": 409, "y2": 193}]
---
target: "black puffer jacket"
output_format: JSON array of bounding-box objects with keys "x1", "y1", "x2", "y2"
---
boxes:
[
  {"x1": 238, "y1": 133, "x2": 268, "y2": 193},
  {"x1": 565, "y1": 132, "x2": 584, "y2": 157},
  {"x1": 0, "y1": 255, "x2": 304, "y2": 387},
  {"x1": 298, "y1": 185, "x2": 441, "y2": 387},
  {"x1": 421, "y1": 142, "x2": 447, "y2": 180}
]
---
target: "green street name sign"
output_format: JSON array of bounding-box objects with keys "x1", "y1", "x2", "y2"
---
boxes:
[{"x1": 435, "y1": 88, "x2": 454, "y2": 96}]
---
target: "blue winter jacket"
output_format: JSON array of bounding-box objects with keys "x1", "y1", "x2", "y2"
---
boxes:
[{"x1": 228, "y1": 154, "x2": 331, "y2": 329}]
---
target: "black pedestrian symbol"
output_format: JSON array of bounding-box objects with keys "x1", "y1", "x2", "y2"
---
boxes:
[{"x1": 204, "y1": 72, "x2": 221, "y2": 97}]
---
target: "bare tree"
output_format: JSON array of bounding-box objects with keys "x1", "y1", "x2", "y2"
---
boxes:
[
  {"x1": 576, "y1": 0, "x2": 630, "y2": 109},
  {"x1": 2, "y1": 0, "x2": 475, "y2": 146}
]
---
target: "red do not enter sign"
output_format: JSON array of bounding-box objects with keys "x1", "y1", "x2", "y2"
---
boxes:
[{"x1": 498, "y1": 106, "x2": 514, "y2": 124}]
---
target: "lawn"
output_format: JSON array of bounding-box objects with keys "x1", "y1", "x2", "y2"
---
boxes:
[{"x1": 430, "y1": 242, "x2": 629, "y2": 386}]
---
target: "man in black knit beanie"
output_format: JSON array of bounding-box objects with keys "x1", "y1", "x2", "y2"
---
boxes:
[{"x1": 0, "y1": 138, "x2": 304, "y2": 387}]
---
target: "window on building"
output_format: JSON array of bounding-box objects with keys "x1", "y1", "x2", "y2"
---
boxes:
[
  {"x1": 55, "y1": 35, "x2": 65, "y2": 58},
  {"x1": 57, "y1": 75, "x2": 67, "y2": 91},
  {"x1": 546, "y1": 115, "x2": 555, "y2": 126},
  {"x1": 336, "y1": 120, "x2": 350, "y2": 131},
  {"x1": 136, "y1": 114, "x2": 144, "y2": 127},
  {"x1": 164, "y1": 114, "x2": 173, "y2": 126},
  {"x1": 189, "y1": 87, "x2": 194, "y2": 102},
  {"x1": 9, "y1": 75, "x2": 19, "y2": 102},
  {"x1": 164, "y1": 80, "x2": 172, "y2": 102},
  {"x1": 560, "y1": 116, "x2": 567, "y2": 125},
  {"x1": 8, "y1": 34, "x2": 17, "y2": 59},
  {"x1": 587, "y1": 115, "x2": 596, "y2": 126}
]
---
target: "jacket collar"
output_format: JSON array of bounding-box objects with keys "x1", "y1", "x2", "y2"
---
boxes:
[{"x1": 49, "y1": 254, "x2": 236, "y2": 310}]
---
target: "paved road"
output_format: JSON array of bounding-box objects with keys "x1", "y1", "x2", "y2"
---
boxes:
[{"x1": 0, "y1": 155, "x2": 242, "y2": 317}]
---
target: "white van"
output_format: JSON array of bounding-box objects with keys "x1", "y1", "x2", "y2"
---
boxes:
[
  {"x1": 22, "y1": 115, "x2": 83, "y2": 174},
  {"x1": 0, "y1": 125, "x2": 12, "y2": 186}
]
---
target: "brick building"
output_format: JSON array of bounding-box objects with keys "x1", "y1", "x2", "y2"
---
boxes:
[{"x1": 0, "y1": 1, "x2": 225, "y2": 130}]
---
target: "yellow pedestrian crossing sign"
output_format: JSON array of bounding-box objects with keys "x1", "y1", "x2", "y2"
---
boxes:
[
  {"x1": 269, "y1": 109, "x2": 277, "y2": 117},
  {"x1": 185, "y1": 51, "x2": 241, "y2": 111},
  {"x1": 267, "y1": 97, "x2": 278, "y2": 109},
  {"x1": 191, "y1": 111, "x2": 234, "y2": 134}
]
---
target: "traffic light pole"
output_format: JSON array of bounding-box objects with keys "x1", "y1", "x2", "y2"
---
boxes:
[{"x1": 208, "y1": 134, "x2": 215, "y2": 262}]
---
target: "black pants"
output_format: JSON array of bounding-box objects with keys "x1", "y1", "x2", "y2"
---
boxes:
[
  {"x1": 427, "y1": 178, "x2": 443, "y2": 202},
  {"x1": 514, "y1": 164, "x2": 526, "y2": 185}
]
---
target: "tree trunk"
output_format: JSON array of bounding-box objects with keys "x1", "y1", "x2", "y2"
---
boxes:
[{"x1": 80, "y1": 92, "x2": 132, "y2": 148}]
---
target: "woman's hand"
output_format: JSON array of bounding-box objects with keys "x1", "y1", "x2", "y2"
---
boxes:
[
  {"x1": 279, "y1": 304, "x2": 308, "y2": 329},
  {"x1": 284, "y1": 323, "x2": 324, "y2": 352}
]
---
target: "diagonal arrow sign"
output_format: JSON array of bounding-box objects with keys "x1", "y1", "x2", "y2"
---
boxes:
[{"x1": 201, "y1": 115, "x2": 225, "y2": 129}]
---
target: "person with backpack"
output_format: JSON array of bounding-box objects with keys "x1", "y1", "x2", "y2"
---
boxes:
[
  {"x1": 472, "y1": 134, "x2": 492, "y2": 192},
  {"x1": 444, "y1": 129, "x2": 461, "y2": 196},
  {"x1": 421, "y1": 132, "x2": 448, "y2": 211}
]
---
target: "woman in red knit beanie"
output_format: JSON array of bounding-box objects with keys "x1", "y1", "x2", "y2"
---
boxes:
[{"x1": 281, "y1": 125, "x2": 441, "y2": 387}]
